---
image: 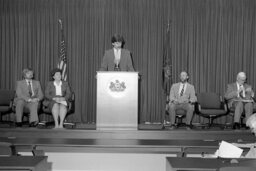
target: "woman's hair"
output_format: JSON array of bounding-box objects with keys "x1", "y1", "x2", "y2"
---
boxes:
[
  {"x1": 111, "y1": 34, "x2": 125, "y2": 44},
  {"x1": 50, "y1": 68, "x2": 62, "y2": 79}
]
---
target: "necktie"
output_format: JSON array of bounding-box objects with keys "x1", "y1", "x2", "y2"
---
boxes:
[
  {"x1": 28, "y1": 81, "x2": 33, "y2": 97},
  {"x1": 239, "y1": 85, "x2": 244, "y2": 98},
  {"x1": 180, "y1": 84, "x2": 185, "y2": 96}
]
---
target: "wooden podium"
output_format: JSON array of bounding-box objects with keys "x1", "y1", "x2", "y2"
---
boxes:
[{"x1": 96, "y1": 71, "x2": 138, "y2": 130}]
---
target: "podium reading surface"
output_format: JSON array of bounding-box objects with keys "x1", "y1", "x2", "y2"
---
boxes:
[{"x1": 96, "y1": 72, "x2": 138, "y2": 130}]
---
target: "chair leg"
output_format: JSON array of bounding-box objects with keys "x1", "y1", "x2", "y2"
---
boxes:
[{"x1": 209, "y1": 117, "x2": 214, "y2": 127}]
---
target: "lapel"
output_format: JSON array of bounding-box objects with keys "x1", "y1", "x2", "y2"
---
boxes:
[
  {"x1": 111, "y1": 49, "x2": 115, "y2": 62},
  {"x1": 22, "y1": 80, "x2": 29, "y2": 94},
  {"x1": 52, "y1": 81, "x2": 65, "y2": 96},
  {"x1": 176, "y1": 83, "x2": 181, "y2": 96},
  {"x1": 233, "y1": 83, "x2": 238, "y2": 91},
  {"x1": 51, "y1": 82, "x2": 56, "y2": 96},
  {"x1": 61, "y1": 82, "x2": 65, "y2": 95}
]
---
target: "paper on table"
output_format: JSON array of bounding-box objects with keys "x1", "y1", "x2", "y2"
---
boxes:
[
  {"x1": 217, "y1": 141, "x2": 243, "y2": 158},
  {"x1": 232, "y1": 143, "x2": 256, "y2": 148},
  {"x1": 58, "y1": 100, "x2": 67, "y2": 106},
  {"x1": 233, "y1": 99, "x2": 254, "y2": 103}
]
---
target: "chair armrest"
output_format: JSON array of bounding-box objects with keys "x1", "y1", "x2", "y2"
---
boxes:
[
  {"x1": 9, "y1": 100, "x2": 13, "y2": 109},
  {"x1": 67, "y1": 93, "x2": 75, "y2": 114},
  {"x1": 195, "y1": 102, "x2": 201, "y2": 112},
  {"x1": 220, "y1": 101, "x2": 228, "y2": 112}
]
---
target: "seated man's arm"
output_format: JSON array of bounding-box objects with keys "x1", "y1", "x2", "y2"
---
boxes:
[
  {"x1": 224, "y1": 84, "x2": 238, "y2": 100},
  {"x1": 169, "y1": 85, "x2": 178, "y2": 104},
  {"x1": 16, "y1": 81, "x2": 30, "y2": 102},
  {"x1": 36, "y1": 81, "x2": 44, "y2": 101},
  {"x1": 189, "y1": 85, "x2": 197, "y2": 103}
]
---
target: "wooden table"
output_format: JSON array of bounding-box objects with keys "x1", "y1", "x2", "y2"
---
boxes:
[
  {"x1": 166, "y1": 157, "x2": 256, "y2": 171},
  {"x1": 0, "y1": 156, "x2": 48, "y2": 171}
]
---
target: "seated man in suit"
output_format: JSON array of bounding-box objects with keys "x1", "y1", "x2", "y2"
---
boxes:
[
  {"x1": 15, "y1": 68, "x2": 44, "y2": 127},
  {"x1": 100, "y1": 34, "x2": 135, "y2": 71},
  {"x1": 168, "y1": 71, "x2": 197, "y2": 130},
  {"x1": 225, "y1": 72, "x2": 254, "y2": 130}
]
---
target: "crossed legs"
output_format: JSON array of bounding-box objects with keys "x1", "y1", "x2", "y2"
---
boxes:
[{"x1": 233, "y1": 101, "x2": 253, "y2": 123}]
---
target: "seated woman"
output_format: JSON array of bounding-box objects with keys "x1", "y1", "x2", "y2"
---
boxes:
[{"x1": 44, "y1": 68, "x2": 72, "y2": 128}]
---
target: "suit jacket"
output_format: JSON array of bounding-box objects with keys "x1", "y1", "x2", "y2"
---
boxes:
[
  {"x1": 224, "y1": 82, "x2": 254, "y2": 108},
  {"x1": 15, "y1": 80, "x2": 44, "y2": 103},
  {"x1": 44, "y1": 81, "x2": 72, "y2": 102},
  {"x1": 169, "y1": 82, "x2": 197, "y2": 103},
  {"x1": 100, "y1": 48, "x2": 135, "y2": 71}
]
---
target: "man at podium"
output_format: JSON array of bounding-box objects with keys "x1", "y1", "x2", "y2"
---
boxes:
[{"x1": 100, "y1": 34, "x2": 135, "y2": 71}]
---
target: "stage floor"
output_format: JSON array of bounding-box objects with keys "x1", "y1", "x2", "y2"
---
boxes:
[{"x1": 0, "y1": 124, "x2": 255, "y2": 141}]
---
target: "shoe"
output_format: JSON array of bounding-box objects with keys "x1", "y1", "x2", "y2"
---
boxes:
[
  {"x1": 232, "y1": 122, "x2": 240, "y2": 130},
  {"x1": 15, "y1": 122, "x2": 22, "y2": 127},
  {"x1": 186, "y1": 124, "x2": 193, "y2": 130},
  {"x1": 29, "y1": 121, "x2": 38, "y2": 127},
  {"x1": 245, "y1": 126, "x2": 250, "y2": 130},
  {"x1": 168, "y1": 124, "x2": 176, "y2": 130}
]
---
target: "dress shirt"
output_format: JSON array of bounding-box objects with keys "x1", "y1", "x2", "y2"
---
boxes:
[
  {"x1": 236, "y1": 82, "x2": 245, "y2": 98},
  {"x1": 178, "y1": 83, "x2": 187, "y2": 96},
  {"x1": 54, "y1": 81, "x2": 62, "y2": 96},
  {"x1": 114, "y1": 48, "x2": 121, "y2": 63},
  {"x1": 25, "y1": 79, "x2": 34, "y2": 96}
]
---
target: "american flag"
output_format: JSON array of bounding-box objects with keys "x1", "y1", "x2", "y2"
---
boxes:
[
  {"x1": 57, "y1": 19, "x2": 67, "y2": 81},
  {"x1": 162, "y1": 21, "x2": 172, "y2": 96}
]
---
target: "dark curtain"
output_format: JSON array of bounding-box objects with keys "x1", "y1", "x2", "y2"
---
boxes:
[{"x1": 1, "y1": 0, "x2": 256, "y2": 124}]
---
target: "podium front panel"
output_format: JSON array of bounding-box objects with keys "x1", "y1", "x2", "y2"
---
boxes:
[{"x1": 96, "y1": 72, "x2": 138, "y2": 130}]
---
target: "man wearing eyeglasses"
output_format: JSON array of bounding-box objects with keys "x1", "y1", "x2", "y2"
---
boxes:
[{"x1": 225, "y1": 72, "x2": 254, "y2": 130}]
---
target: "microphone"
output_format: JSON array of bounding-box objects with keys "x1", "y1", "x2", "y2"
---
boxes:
[{"x1": 114, "y1": 58, "x2": 120, "y2": 71}]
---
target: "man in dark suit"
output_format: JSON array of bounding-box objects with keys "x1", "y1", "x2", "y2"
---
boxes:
[
  {"x1": 15, "y1": 68, "x2": 44, "y2": 127},
  {"x1": 100, "y1": 34, "x2": 135, "y2": 71},
  {"x1": 224, "y1": 72, "x2": 254, "y2": 129},
  {"x1": 168, "y1": 71, "x2": 197, "y2": 130}
]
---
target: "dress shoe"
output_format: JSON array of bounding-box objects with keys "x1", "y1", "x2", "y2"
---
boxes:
[
  {"x1": 15, "y1": 122, "x2": 22, "y2": 127},
  {"x1": 168, "y1": 124, "x2": 176, "y2": 130},
  {"x1": 245, "y1": 126, "x2": 250, "y2": 130},
  {"x1": 232, "y1": 122, "x2": 240, "y2": 130},
  {"x1": 186, "y1": 124, "x2": 193, "y2": 130},
  {"x1": 29, "y1": 121, "x2": 38, "y2": 127}
]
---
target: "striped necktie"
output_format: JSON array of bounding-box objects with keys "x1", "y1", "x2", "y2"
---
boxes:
[
  {"x1": 28, "y1": 81, "x2": 33, "y2": 97},
  {"x1": 180, "y1": 84, "x2": 185, "y2": 96}
]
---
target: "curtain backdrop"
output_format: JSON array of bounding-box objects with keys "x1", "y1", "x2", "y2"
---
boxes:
[{"x1": 1, "y1": 0, "x2": 256, "y2": 124}]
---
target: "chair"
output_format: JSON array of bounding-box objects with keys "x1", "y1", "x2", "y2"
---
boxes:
[
  {"x1": 38, "y1": 92, "x2": 75, "y2": 128},
  {"x1": 196, "y1": 92, "x2": 228, "y2": 128},
  {"x1": 0, "y1": 142, "x2": 14, "y2": 156},
  {"x1": 0, "y1": 90, "x2": 15, "y2": 123},
  {"x1": 175, "y1": 109, "x2": 187, "y2": 127}
]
